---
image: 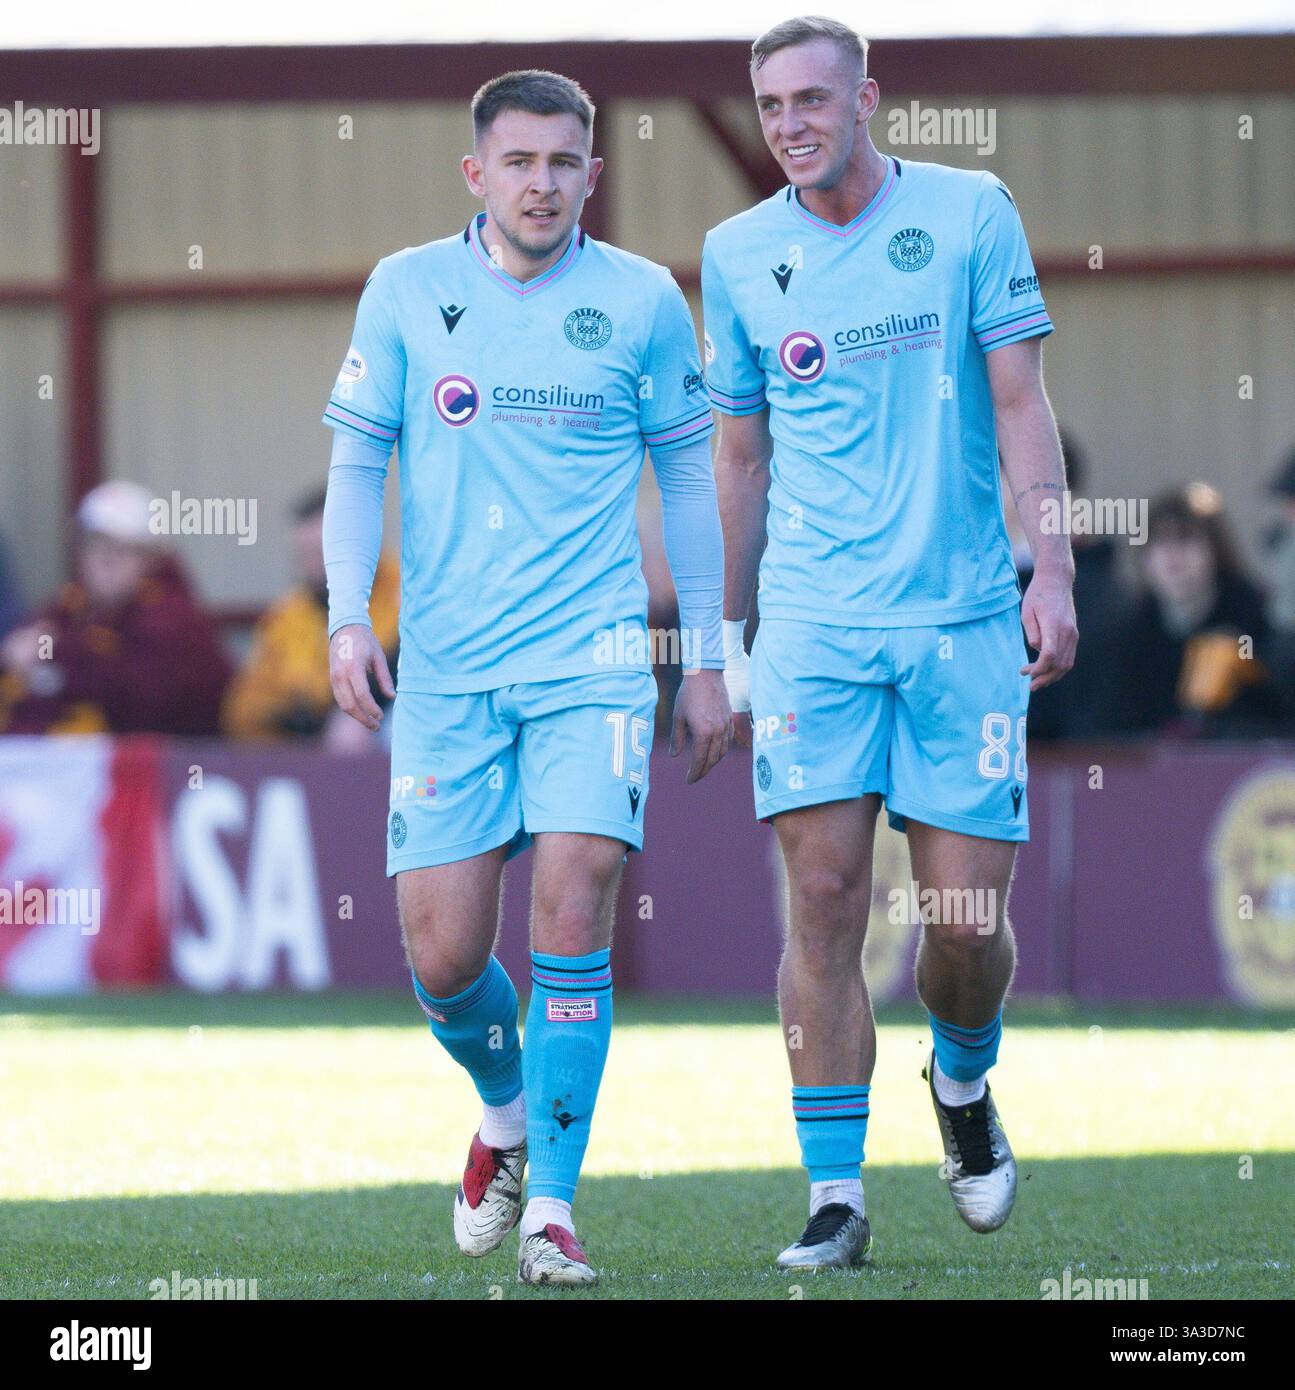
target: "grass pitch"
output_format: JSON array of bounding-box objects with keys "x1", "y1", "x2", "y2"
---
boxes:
[{"x1": 2, "y1": 994, "x2": 1291, "y2": 1300}]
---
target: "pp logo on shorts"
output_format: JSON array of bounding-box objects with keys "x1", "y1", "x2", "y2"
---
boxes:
[
  {"x1": 432, "y1": 373, "x2": 480, "y2": 427},
  {"x1": 546, "y1": 998, "x2": 597, "y2": 1022},
  {"x1": 390, "y1": 811, "x2": 407, "y2": 848},
  {"x1": 756, "y1": 754, "x2": 773, "y2": 792},
  {"x1": 778, "y1": 330, "x2": 826, "y2": 382}
]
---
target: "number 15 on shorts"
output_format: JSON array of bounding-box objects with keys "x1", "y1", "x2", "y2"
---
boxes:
[{"x1": 606, "y1": 711, "x2": 650, "y2": 784}]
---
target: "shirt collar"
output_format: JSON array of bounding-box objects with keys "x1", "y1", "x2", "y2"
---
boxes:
[
  {"x1": 462, "y1": 211, "x2": 584, "y2": 297},
  {"x1": 786, "y1": 156, "x2": 898, "y2": 238}
]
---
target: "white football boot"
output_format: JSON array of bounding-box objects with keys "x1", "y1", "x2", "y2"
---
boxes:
[
  {"x1": 517, "y1": 1224, "x2": 598, "y2": 1287},
  {"x1": 453, "y1": 1131, "x2": 526, "y2": 1256},
  {"x1": 925, "y1": 1050, "x2": 1017, "y2": 1232}
]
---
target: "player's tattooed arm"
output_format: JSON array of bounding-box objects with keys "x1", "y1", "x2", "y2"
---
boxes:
[
  {"x1": 1011, "y1": 478, "x2": 1067, "y2": 505},
  {"x1": 988, "y1": 338, "x2": 1078, "y2": 691}
]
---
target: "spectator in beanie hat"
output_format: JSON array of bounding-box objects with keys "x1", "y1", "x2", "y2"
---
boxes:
[{"x1": 0, "y1": 480, "x2": 231, "y2": 735}]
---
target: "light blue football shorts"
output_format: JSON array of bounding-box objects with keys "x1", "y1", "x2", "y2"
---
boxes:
[
  {"x1": 386, "y1": 669, "x2": 658, "y2": 874},
  {"x1": 748, "y1": 609, "x2": 1030, "y2": 842}
]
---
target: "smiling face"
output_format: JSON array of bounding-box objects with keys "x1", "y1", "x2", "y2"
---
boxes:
[
  {"x1": 463, "y1": 109, "x2": 601, "y2": 265},
  {"x1": 751, "y1": 37, "x2": 874, "y2": 191}
]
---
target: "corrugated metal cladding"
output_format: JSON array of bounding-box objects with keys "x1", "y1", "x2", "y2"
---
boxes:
[
  {"x1": 91, "y1": 96, "x2": 1295, "y2": 277},
  {"x1": 2, "y1": 95, "x2": 1293, "y2": 608},
  {"x1": 0, "y1": 312, "x2": 65, "y2": 605},
  {"x1": 0, "y1": 142, "x2": 63, "y2": 282},
  {"x1": 612, "y1": 96, "x2": 1295, "y2": 256},
  {"x1": 101, "y1": 304, "x2": 404, "y2": 608}
]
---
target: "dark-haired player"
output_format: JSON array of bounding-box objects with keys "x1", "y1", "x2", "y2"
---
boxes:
[{"x1": 323, "y1": 69, "x2": 730, "y2": 1285}]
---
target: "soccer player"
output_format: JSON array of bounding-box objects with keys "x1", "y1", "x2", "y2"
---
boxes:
[
  {"x1": 322, "y1": 70, "x2": 730, "y2": 1286},
  {"x1": 703, "y1": 18, "x2": 1077, "y2": 1267}
]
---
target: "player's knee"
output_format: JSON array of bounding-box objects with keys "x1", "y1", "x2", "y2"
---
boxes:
[
  {"x1": 926, "y1": 913, "x2": 1006, "y2": 955},
  {"x1": 406, "y1": 934, "x2": 491, "y2": 1000},
  {"x1": 532, "y1": 894, "x2": 604, "y2": 956},
  {"x1": 790, "y1": 862, "x2": 869, "y2": 917}
]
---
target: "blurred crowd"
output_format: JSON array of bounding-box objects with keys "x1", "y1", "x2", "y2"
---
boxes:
[
  {"x1": 2, "y1": 436, "x2": 1295, "y2": 746},
  {"x1": 0, "y1": 480, "x2": 397, "y2": 748}
]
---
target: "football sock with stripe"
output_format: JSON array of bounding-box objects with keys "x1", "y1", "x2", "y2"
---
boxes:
[
  {"x1": 792, "y1": 1085, "x2": 870, "y2": 1194},
  {"x1": 524, "y1": 949, "x2": 613, "y2": 1205},
  {"x1": 411, "y1": 957, "x2": 523, "y2": 1113},
  {"x1": 929, "y1": 1011, "x2": 1001, "y2": 1097}
]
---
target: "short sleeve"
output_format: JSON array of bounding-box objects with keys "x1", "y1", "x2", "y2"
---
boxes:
[
  {"x1": 638, "y1": 273, "x2": 715, "y2": 453},
  {"x1": 322, "y1": 259, "x2": 405, "y2": 447},
  {"x1": 700, "y1": 235, "x2": 766, "y2": 416},
  {"x1": 970, "y1": 176, "x2": 1054, "y2": 354}
]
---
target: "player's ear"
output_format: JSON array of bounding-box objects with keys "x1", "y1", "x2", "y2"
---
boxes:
[
  {"x1": 461, "y1": 152, "x2": 486, "y2": 199},
  {"x1": 859, "y1": 77, "x2": 880, "y2": 124},
  {"x1": 585, "y1": 156, "x2": 604, "y2": 196}
]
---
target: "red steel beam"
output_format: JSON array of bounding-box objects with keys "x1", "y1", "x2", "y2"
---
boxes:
[
  {"x1": 4, "y1": 247, "x2": 1293, "y2": 313},
  {"x1": 2, "y1": 36, "x2": 1294, "y2": 102},
  {"x1": 64, "y1": 142, "x2": 102, "y2": 510},
  {"x1": 692, "y1": 100, "x2": 782, "y2": 201}
]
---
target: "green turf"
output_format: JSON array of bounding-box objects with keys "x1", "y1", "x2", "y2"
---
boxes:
[{"x1": 1, "y1": 993, "x2": 1292, "y2": 1299}]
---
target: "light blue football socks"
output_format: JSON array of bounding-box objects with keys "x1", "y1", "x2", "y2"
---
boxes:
[
  {"x1": 792, "y1": 1084, "x2": 870, "y2": 1180},
  {"x1": 929, "y1": 1010, "x2": 1002, "y2": 1084},
  {"x1": 412, "y1": 956, "x2": 523, "y2": 1107},
  {"x1": 523, "y1": 949, "x2": 614, "y2": 1202}
]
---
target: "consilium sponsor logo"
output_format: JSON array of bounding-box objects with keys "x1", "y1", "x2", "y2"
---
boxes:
[
  {"x1": 433, "y1": 373, "x2": 480, "y2": 426},
  {"x1": 778, "y1": 330, "x2": 826, "y2": 382},
  {"x1": 490, "y1": 382, "x2": 604, "y2": 410},
  {"x1": 835, "y1": 310, "x2": 941, "y2": 349}
]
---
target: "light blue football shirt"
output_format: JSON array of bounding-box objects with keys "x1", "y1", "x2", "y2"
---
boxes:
[
  {"x1": 702, "y1": 157, "x2": 1054, "y2": 628},
  {"x1": 323, "y1": 213, "x2": 713, "y2": 692}
]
